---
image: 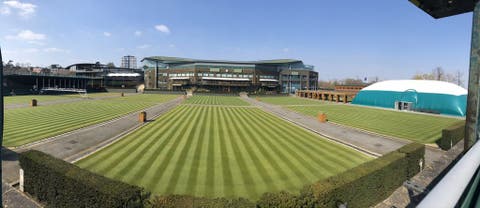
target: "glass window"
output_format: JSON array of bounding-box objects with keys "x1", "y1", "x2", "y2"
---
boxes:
[{"x1": 210, "y1": 68, "x2": 220, "y2": 72}]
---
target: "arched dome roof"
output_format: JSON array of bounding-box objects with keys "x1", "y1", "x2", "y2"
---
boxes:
[{"x1": 361, "y1": 80, "x2": 467, "y2": 96}]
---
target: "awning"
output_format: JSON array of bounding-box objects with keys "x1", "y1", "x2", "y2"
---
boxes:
[
  {"x1": 202, "y1": 77, "x2": 250, "y2": 81},
  {"x1": 106, "y1": 73, "x2": 141, "y2": 77},
  {"x1": 169, "y1": 77, "x2": 190, "y2": 80},
  {"x1": 259, "y1": 79, "x2": 279, "y2": 82}
]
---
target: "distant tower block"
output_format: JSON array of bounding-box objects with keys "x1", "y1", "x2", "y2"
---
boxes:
[
  {"x1": 30, "y1": 99, "x2": 37, "y2": 107},
  {"x1": 317, "y1": 113, "x2": 327, "y2": 123},
  {"x1": 139, "y1": 111, "x2": 147, "y2": 123}
]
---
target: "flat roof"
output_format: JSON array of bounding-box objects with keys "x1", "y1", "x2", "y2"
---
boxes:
[
  {"x1": 142, "y1": 56, "x2": 302, "y2": 65},
  {"x1": 409, "y1": 0, "x2": 476, "y2": 19}
]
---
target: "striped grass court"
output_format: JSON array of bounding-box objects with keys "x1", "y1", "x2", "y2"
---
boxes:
[
  {"x1": 184, "y1": 95, "x2": 250, "y2": 106},
  {"x1": 257, "y1": 96, "x2": 462, "y2": 143},
  {"x1": 4, "y1": 94, "x2": 179, "y2": 147},
  {"x1": 76, "y1": 105, "x2": 371, "y2": 200}
]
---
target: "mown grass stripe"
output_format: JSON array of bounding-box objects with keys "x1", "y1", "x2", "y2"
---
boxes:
[
  {"x1": 77, "y1": 102, "x2": 371, "y2": 200},
  {"x1": 217, "y1": 107, "x2": 235, "y2": 197},
  {"x1": 235, "y1": 107, "x2": 305, "y2": 188},
  {"x1": 152, "y1": 106, "x2": 205, "y2": 194}
]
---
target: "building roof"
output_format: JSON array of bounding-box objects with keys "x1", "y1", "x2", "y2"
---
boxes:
[
  {"x1": 409, "y1": 0, "x2": 476, "y2": 19},
  {"x1": 360, "y1": 80, "x2": 467, "y2": 96},
  {"x1": 142, "y1": 56, "x2": 303, "y2": 65}
]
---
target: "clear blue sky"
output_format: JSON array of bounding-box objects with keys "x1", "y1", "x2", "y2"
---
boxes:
[{"x1": 0, "y1": 0, "x2": 473, "y2": 81}]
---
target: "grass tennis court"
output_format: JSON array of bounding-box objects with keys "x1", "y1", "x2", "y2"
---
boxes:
[
  {"x1": 184, "y1": 95, "x2": 250, "y2": 106},
  {"x1": 287, "y1": 104, "x2": 462, "y2": 143},
  {"x1": 4, "y1": 94, "x2": 179, "y2": 147},
  {"x1": 5, "y1": 95, "x2": 75, "y2": 105},
  {"x1": 257, "y1": 96, "x2": 325, "y2": 106},
  {"x1": 77, "y1": 105, "x2": 371, "y2": 200},
  {"x1": 5, "y1": 92, "x2": 125, "y2": 105}
]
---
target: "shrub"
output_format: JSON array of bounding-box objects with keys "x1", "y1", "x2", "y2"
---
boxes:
[
  {"x1": 397, "y1": 142, "x2": 425, "y2": 178},
  {"x1": 303, "y1": 143, "x2": 425, "y2": 208},
  {"x1": 257, "y1": 191, "x2": 299, "y2": 208},
  {"x1": 437, "y1": 121, "x2": 465, "y2": 150},
  {"x1": 150, "y1": 195, "x2": 255, "y2": 208},
  {"x1": 19, "y1": 150, "x2": 149, "y2": 208}
]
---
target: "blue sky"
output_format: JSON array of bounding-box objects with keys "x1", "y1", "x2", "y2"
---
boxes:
[{"x1": 0, "y1": 0, "x2": 473, "y2": 81}]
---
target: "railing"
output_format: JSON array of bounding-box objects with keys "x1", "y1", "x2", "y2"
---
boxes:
[
  {"x1": 4, "y1": 71, "x2": 100, "y2": 79},
  {"x1": 417, "y1": 141, "x2": 480, "y2": 207},
  {"x1": 41, "y1": 87, "x2": 87, "y2": 93}
]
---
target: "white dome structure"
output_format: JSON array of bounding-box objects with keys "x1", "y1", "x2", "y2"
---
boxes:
[{"x1": 352, "y1": 80, "x2": 467, "y2": 116}]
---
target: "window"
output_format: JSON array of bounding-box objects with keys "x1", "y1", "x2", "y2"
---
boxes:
[
  {"x1": 234, "y1": 69, "x2": 242, "y2": 73},
  {"x1": 210, "y1": 68, "x2": 220, "y2": 72}
]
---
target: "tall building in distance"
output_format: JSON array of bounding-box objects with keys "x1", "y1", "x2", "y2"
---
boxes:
[{"x1": 121, "y1": 55, "x2": 137, "y2": 69}]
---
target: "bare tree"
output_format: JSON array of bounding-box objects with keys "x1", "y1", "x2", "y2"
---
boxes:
[{"x1": 432, "y1": 67, "x2": 444, "y2": 81}]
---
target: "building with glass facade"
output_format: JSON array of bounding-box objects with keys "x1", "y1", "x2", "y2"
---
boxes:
[
  {"x1": 121, "y1": 55, "x2": 137, "y2": 69},
  {"x1": 142, "y1": 56, "x2": 318, "y2": 93}
]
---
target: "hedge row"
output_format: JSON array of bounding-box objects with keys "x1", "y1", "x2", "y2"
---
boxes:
[
  {"x1": 150, "y1": 195, "x2": 255, "y2": 208},
  {"x1": 437, "y1": 121, "x2": 465, "y2": 150},
  {"x1": 19, "y1": 150, "x2": 149, "y2": 208},
  {"x1": 256, "y1": 143, "x2": 425, "y2": 208},
  {"x1": 21, "y1": 143, "x2": 424, "y2": 208}
]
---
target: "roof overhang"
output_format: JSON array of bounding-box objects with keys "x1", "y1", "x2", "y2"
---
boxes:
[
  {"x1": 142, "y1": 56, "x2": 302, "y2": 65},
  {"x1": 409, "y1": 0, "x2": 477, "y2": 19}
]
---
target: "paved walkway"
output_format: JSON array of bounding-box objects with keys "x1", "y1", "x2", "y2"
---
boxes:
[
  {"x1": 2, "y1": 181, "x2": 42, "y2": 208},
  {"x1": 2, "y1": 96, "x2": 184, "y2": 184},
  {"x1": 376, "y1": 140, "x2": 464, "y2": 207},
  {"x1": 242, "y1": 96, "x2": 409, "y2": 156}
]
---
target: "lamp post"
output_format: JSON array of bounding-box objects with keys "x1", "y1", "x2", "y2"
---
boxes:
[{"x1": 410, "y1": 0, "x2": 480, "y2": 150}]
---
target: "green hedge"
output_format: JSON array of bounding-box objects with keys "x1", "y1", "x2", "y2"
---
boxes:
[
  {"x1": 437, "y1": 121, "x2": 465, "y2": 150},
  {"x1": 257, "y1": 143, "x2": 425, "y2": 208},
  {"x1": 150, "y1": 195, "x2": 255, "y2": 208},
  {"x1": 19, "y1": 150, "x2": 149, "y2": 208}
]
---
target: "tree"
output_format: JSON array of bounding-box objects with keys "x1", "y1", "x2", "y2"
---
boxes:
[
  {"x1": 412, "y1": 67, "x2": 465, "y2": 87},
  {"x1": 106, "y1": 62, "x2": 115, "y2": 68}
]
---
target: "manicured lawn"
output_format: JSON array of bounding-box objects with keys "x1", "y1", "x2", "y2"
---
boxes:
[
  {"x1": 5, "y1": 95, "x2": 75, "y2": 105},
  {"x1": 257, "y1": 96, "x2": 326, "y2": 106},
  {"x1": 5, "y1": 92, "x2": 126, "y2": 105},
  {"x1": 287, "y1": 104, "x2": 462, "y2": 143},
  {"x1": 77, "y1": 105, "x2": 371, "y2": 200},
  {"x1": 4, "y1": 94, "x2": 179, "y2": 147},
  {"x1": 185, "y1": 95, "x2": 250, "y2": 106}
]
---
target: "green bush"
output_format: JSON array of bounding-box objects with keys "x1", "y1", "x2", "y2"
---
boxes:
[
  {"x1": 150, "y1": 195, "x2": 255, "y2": 208},
  {"x1": 19, "y1": 150, "x2": 149, "y2": 208},
  {"x1": 397, "y1": 143, "x2": 425, "y2": 178},
  {"x1": 257, "y1": 143, "x2": 425, "y2": 208},
  {"x1": 304, "y1": 143, "x2": 425, "y2": 208},
  {"x1": 437, "y1": 121, "x2": 465, "y2": 150}
]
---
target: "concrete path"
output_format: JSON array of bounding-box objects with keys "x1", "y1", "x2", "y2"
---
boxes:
[
  {"x1": 2, "y1": 181, "x2": 42, "y2": 208},
  {"x1": 376, "y1": 140, "x2": 464, "y2": 207},
  {"x1": 242, "y1": 96, "x2": 409, "y2": 156},
  {"x1": 4, "y1": 93, "x2": 135, "y2": 110},
  {"x1": 2, "y1": 96, "x2": 184, "y2": 184}
]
